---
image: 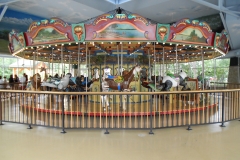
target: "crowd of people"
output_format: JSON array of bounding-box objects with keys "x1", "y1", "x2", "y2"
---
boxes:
[
  {"x1": 0, "y1": 72, "x2": 93, "y2": 91},
  {"x1": 0, "y1": 73, "x2": 28, "y2": 89}
]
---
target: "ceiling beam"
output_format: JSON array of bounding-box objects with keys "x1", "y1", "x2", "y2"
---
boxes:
[
  {"x1": 191, "y1": 0, "x2": 240, "y2": 18},
  {"x1": 0, "y1": 5, "x2": 8, "y2": 22}
]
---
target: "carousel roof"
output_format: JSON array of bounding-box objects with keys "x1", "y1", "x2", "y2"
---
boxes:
[{"x1": 8, "y1": 8, "x2": 229, "y2": 65}]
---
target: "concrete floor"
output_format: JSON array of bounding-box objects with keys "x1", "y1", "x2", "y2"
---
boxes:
[{"x1": 1, "y1": 121, "x2": 240, "y2": 160}]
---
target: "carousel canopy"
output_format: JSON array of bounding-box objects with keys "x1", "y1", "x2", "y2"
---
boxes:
[{"x1": 8, "y1": 8, "x2": 229, "y2": 65}]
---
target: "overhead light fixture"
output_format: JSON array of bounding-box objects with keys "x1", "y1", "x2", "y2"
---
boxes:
[{"x1": 106, "y1": 1, "x2": 131, "y2": 5}]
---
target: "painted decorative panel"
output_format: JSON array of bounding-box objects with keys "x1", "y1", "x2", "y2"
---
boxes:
[
  {"x1": 8, "y1": 31, "x2": 26, "y2": 53},
  {"x1": 156, "y1": 24, "x2": 170, "y2": 43},
  {"x1": 168, "y1": 18, "x2": 215, "y2": 46},
  {"x1": 71, "y1": 23, "x2": 85, "y2": 42},
  {"x1": 24, "y1": 18, "x2": 74, "y2": 46},
  {"x1": 85, "y1": 13, "x2": 156, "y2": 41},
  {"x1": 214, "y1": 30, "x2": 229, "y2": 54}
]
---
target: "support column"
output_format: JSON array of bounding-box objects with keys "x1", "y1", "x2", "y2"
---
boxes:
[
  {"x1": 0, "y1": 5, "x2": 8, "y2": 22},
  {"x1": 228, "y1": 57, "x2": 239, "y2": 86}
]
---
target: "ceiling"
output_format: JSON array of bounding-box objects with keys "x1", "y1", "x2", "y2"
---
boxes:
[
  {"x1": 3, "y1": 0, "x2": 220, "y2": 24},
  {"x1": 1, "y1": 0, "x2": 240, "y2": 56}
]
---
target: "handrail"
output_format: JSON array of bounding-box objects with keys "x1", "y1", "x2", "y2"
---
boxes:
[
  {"x1": 0, "y1": 88, "x2": 240, "y2": 95},
  {"x1": 210, "y1": 81, "x2": 240, "y2": 85}
]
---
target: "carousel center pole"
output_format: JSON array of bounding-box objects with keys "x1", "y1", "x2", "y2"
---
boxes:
[
  {"x1": 85, "y1": 42, "x2": 88, "y2": 92},
  {"x1": 154, "y1": 42, "x2": 156, "y2": 90},
  {"x1": 148, "y1": 49, "x2": 150, "y2": 82},
  {"x1": 89, "y1": 48, "x2": 91, "y2": 79},
  {"x1": 117, "y1": 44, "x2": 119, "y2": 75},
  {"x1": 69, "y1": 52, "x2": 71, "y2": 74},
  {"x1": 77, "y1": 43, "x2": 80, "y2": 76},
  {"x1": 52, "y1": 48, "x2": 54, "y2": 76},
  {"x1": 163, "y1": 45, "x2": 165, "y2": 76},
  {"x1": 36, "y1": 50, "x2": 39, "y2": 89},
  {"x1": 121, "y1": 42, "x2": 123, "y2": 76},
  {"x1": 61, "y1": 45, "x2": 63, "y2": 77},
  {"x1": 213, "y1": 51, "x2": 216, "y2": 90},
  {"x1": 175, "y1": 44, "x2": 178, "y2": 74},
  {"x1": 201, "y1": 48, "x2": 205, "y2": 90}
]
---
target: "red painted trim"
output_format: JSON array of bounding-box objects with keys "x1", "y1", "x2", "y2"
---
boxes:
[{"x1": 22, "y1": 103, "x2": 217, "y2": 117}]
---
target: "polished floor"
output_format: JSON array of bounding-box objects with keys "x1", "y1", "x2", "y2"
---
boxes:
[{"x1": 1, "y1": 121, "x2": 240, "y2": 160}]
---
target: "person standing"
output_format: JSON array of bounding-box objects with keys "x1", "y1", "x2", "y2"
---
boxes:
[
  {"x1": 3, "y1": 76, "x2": 7, "y2": 89},
  {"x1": 19, "y1": 73, "x2": 27, "y2": 90},
  {"x1": 0, "y1": 76, "x2": 4, "y2": 89},
  {"x1": 9, "y1": 74, "x2": 14, "y2": 89},
  {"x1": 14, "y1": 74, "x2": 19, "y2": 82}
]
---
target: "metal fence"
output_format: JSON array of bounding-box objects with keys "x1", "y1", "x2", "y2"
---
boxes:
[
  {"x1": 1, "y1": 87, "x2": 240, "y2": 134},
  {"x1": 210, "y1": 82, "x2": 240, "y2": 90}
]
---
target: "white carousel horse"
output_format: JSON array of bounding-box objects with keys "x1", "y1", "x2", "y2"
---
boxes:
[
  {"x1": 92, "y1": 68, "x2": 100, "y2": 80},
  {"x1": 159, "y1": 71, "x2": 190, "y2": 91},
  {"x1": 41, "y1": 73, "x2": 71, "y2": 90},
  {"x1": 103, "y1": 67, "x2": 111, "y2": 79},
  {"x1": 100, "y1": 77, "x2": 110, "y2": 111}
]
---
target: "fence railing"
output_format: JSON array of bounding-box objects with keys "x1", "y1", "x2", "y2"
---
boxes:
[
  {"x1": 210, "y1": 82, "x2": 240, "y2": 90},
  {"x1": 1, "y1": 87, "x2": 240, "y2": 134}
]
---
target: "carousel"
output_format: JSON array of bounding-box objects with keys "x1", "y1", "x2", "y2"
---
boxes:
[{"x1": 7, "y1": 8, "x2": 229, "y2": 119}]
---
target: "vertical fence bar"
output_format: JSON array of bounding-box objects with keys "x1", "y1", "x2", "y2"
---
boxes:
[
  {"x1": 238, "y1": 90, "x2": 240, "y2": 121},
  {"x1": 27, "y1": 93, "x2": 32, "y2": 129},
  {"x1": 149, "y1": 93, "x2": 154, "y2": 134},
  {"x1": 187, "y1": 93, "x2": 192, "y2": 130},
  {"x1": 220, "y1": 92, "x2": 225, "y2": 127},
  {"x1": 61, "y1": 94, "x2": 66, "y2": 133}
]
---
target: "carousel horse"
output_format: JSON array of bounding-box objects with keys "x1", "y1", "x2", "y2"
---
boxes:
[
  {"x1": 41, "y1": 73, "x2": 71, "y2": 91},
  {"x1": 197, "y1": 73, "x2": 210, "y2": 89},
  {"x1": 40, "y1": 67, "x2": 48, "y2": 82},
  {"x1": 66, "y1": 76, "x2": 95, "y2": 92},
  {"x1": 92, "y1": 68, "x2": 100, "y2": 81},
  {"x1": 104, "y1": 65, "x2": 142, "y2": 91},
  {"x1": 159, "y1": 71, "x2": 190, "y2": 91},
  {"x1": 100, "y1": 77, "x2": 110, "y2": 111},
  {"x1": 26, "y1": 73, "x2": 42, "y2": 91},
  {"x1": 140, "y1": 69, "x2": 148, "y2": 81}
]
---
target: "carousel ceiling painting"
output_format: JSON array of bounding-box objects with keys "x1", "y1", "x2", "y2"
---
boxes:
[
  {"x1": 7, "y1": 8, "x2": 229, "y2": 65},
  {"x1": 0, "y1": 8, "x2": 44, "y2": 54},
  {"x1": 84, "y1": 11, "x2": 156, "y2": 41}
]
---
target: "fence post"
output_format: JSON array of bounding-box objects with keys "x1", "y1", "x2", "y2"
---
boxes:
[
  {"x1": 187, "y1": 93, "x2": 192, "y2": 130},
  {"x1": 27, "y1": 93, "x2": 32, "y2": 129},
  {"x1": 61, "y1": 94, "x2": 66, "y2": 133},
  {"x1": 220, "y1": 92, "x2": 226, "y2": 127},
  {"x1": 0, "y1": 92, "x2": 3, "y2": 125},
  {"x1": 149, "y1": 91, "x2": 154, "y2": 134}
]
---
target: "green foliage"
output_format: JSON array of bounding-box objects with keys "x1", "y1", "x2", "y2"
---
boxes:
[
  {"x1": 153, "y1": 59, "x2": 230, "y2": 82},
  {"x1": 0, "y1": 57, "x2": 17, "y2": 78},
  {"x1": 0, "y1": 30, "x2": 9, "y2": 40},
  {"x1": 0, "y1": 39, "x2": 10, "y2": 53}
]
